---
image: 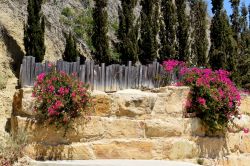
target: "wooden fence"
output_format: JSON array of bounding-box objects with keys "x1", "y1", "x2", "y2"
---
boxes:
[{"x1": 20, "y1": 56, "x2": 170, "y2": 92}]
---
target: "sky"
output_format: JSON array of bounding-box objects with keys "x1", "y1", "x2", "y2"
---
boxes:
[{"x1": 206, "y1": 0, "x2": 250, "y2": 16}]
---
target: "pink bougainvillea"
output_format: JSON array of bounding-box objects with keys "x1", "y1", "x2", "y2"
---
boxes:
[
  {"x1": 33, "y1": 68, "x2": 90, "y2": 126},
  {"x1": 163, "y1": 59, "x2": 244, "y2": 132}
]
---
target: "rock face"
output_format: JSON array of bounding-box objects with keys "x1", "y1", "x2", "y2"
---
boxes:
[{"x1": 11, "y1": 86, "x2": 250, "y2": 166}]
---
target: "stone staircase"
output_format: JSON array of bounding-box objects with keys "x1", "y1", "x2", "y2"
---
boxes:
[{"x1": 11, "y1": 87, "x2": 250, "y2": 166}]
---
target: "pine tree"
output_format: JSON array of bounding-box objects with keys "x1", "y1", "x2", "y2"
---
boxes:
[
  {"x1": 230, "y1": 0, "x2": 240, "y2": 42},
  {"x1": 139, "y1": 0, "x2": 159, "y2": 65},
  {"x1": 117, "y1": 0, "x2": 139, "y2": 64},
  {"x1": 159, "y1": 0, "x2": 177, "y2": 62},
  {"x1": 92, "y1": 0, "x2": 111, "y2": 64},
  {"x1": 62, "y1": 33, "x2": 80, "y2": 62},
  {"x1": 190, "y1": 0, "x2": 208, "y2": 67},
  {"x1": 176, "y1": 0, "x2": 190, "y2": 61},
  {"x1": 24, "y1": 0, "x2": 45, "y2": 62}
]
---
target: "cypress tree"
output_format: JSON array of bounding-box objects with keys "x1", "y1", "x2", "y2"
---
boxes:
[
  {"x1": 92, "y1": 0, "x2": 111, "y2": 64},
  {"x1": 176, "y1": 0, "x2": 190, "y2": 61},
  {"x1": 209, "y1": 10, "x2": 237, "y2": 71},
  {"x1": 159, "y1": 0, "x2": 177, "y2": 62},
  {"x1": 62, "y1": 33, "x2": 80, "y2": 62},
  {"x1": 139, "y1": 0, "x2": 159, "y2": 65},
  {"x1": 239, "y1": 3, "x2": 248, "y2": 32},
  {"x1": 238, "y1": 3, "x2": 250, "y2": 88},
  {"x1": 230, "y1": 0, "x2": 240, "y2": 42},
  {"x1": 24, "y1": 0, "x2": 45, "y2": 62},
  {"x1": 117, "y1": 0, "x2": 139, "y2": 64},
  {"x1": 190, "y1": 0, "x2": 209, "y2": 67}
]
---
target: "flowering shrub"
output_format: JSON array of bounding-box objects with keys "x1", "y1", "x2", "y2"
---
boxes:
[
  {"x1": 163, "y1": 59, "x2": 243, "y2": 132},
  {"x1": 162, "y1": 60, "x2": 186, "y2": 85},
  {"x1": 32, "y1": 68, "x2": 90, "y2": 126}
]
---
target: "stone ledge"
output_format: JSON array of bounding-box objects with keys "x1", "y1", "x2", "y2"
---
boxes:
[
  {"x1": 24, "y1": 138, "x2": 200, "y2": 160},
  {"x1": 12, "y1": 115, "x2": 208, "y2": 144}
]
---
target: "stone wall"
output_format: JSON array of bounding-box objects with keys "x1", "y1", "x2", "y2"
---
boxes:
[{"x1": 11, "y1": 87, "x2": 250, "y2": 166}]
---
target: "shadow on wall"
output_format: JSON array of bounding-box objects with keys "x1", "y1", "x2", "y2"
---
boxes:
[{"x1": 1, "y1": 26, "x2": 24, "y2": 78}]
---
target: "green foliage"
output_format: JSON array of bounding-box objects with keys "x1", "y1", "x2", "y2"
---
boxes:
[
  {"x1": 117, "y1": 0, "x2": 139, "y2": 64},
  {"x1": 176, "y1": 0, "x2": 190, "y2": 61},
  {"x1": 61, "y1": 7, "x2": 74, "y2": 18},
  {"x1": 24, "y1": 0, "x2": 46, "y2": 62},
  {"x1": 60, "y1": 7, "x2": 94, "y2": 52},
  {"x1": 159, "y1": 0, "x2": 177, "y2": 61},
  {"x1": 190, "y1": 0, "x2": 209, "y2": 67},
  {"x1": 92, "y1": 0, "x2": 111, "y2": 64},
  {"x1": 211, "y1": 0, "x2": 223, "y2": 14},
  {"x1": 139, "y1": 0, "x2": 159, "y2": 65},
  {"x1": 62, "y1": 33, "x2": 80, "y2": 62},
  {"x1": 230, "y1": 0, "x2": 240, "y2": 41},
  {"x1": 209, "y1": 11, "x2": 237, "y2": 71}
]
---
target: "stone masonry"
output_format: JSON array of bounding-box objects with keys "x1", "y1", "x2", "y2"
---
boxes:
[{"x1": 11, "y1": 86, "x2": 250, "y2": 166}]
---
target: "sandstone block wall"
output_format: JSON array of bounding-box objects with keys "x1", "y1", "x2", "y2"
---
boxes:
[{"x1": 11, "y1": 86, "x2": 250, "y2": 166}]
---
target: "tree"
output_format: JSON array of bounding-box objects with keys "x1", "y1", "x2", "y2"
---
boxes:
[
  {"x1": 92, "y1": 0, "x2": 111, "y2": 64},
  {"x1": 159, "y1": 0, "x2": 177, "y2": 62},
  {"x1": 190, "y1": 0, "x2": 209, "y2": 67},
  {"x1": 238, "y1": 3, "x2": 250, "y2": 89},
  {"x1": 62, "y1": 33, "x2": 80, "y2": 62},
  {"x1": 209, "y1": 10, "x2": 237, "y2": 72},
  {"x1": 230, "y1": 0, "x2": 240, "y2": 42},
  {"x1": 117, "y1": 0, "x2": 139, "y2": 64},
  {"x1": 24, "y1": 0, "x2": 45, "y2": 62},
  {"x1": 139, "y1": 0, "x2": 159, "y2": 64},
  {"x1": 211, "y1": 0, "x2": 224, "y2": 14},
  {"x1": 176, "y1": 0, "x2": 190, "y2": 61}
]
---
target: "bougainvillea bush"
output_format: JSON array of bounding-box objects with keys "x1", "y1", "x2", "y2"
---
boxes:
[
  {"x1": 32, "y1": 68, "x2": 90, "y2": 127},
  {"x1": 163, "y1": 60, "x2": 241, "y2": 132}
]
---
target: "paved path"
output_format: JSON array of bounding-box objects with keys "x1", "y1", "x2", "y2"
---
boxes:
[{"x1": 31, "y1": 160, "x2": 200, "y2": 166}]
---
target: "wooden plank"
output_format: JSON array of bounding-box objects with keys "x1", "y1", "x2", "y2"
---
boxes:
[
  {"x1": 124, "y1": 66, "x2": 128, "y2": 89},
  {"x1": 101, "y1": 63, "x2": 105, "y2": 91},
  {"x1": 30, "y1": 57, "x2": 36, "y2": 86},
  {"x1": 127, "y1": 61, "x2": 132, "y2": 89},
  {"x1": 26, "y1": 56, "x2": 31, "y2": 86},
  {"x1": 90, "y1": 60, "x2": 94, "y2": 90},
  {"x1": 19, "y1": 64, "x2": 23, "y2": 87},
  {"x1": 118, "y1": 65, "x2": 123, "y2": 91},
  {"x1": 93, "y1": 65, "x2": 99, "y2": 90},
  {"x1": 85, "y1": 60, "x2": 90, "y2": 85},
  {"x1": 139, "y1": 65, "x2": 143, "y2": 89},
  {"x1": 105, "y1": 66, "x2": 109, "y2": 92},
  {"x1": 80, "y1": 65, "x2": 86, "y2": 83}
]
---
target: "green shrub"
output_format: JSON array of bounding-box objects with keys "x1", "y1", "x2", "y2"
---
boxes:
[{"x1": 61, "y1": 7, "x2": 74, "y2": 18}]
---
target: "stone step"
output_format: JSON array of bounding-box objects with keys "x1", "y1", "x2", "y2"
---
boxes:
[
  {"x1": 30, "y1": 160, "x2": 200, "y2": 166},
  {"x1": 23, "y1": 137, "x2": 229, "y2": 161},
  {"x1": 13, "y1": 87, "x2": 190, "y2": 118},
  {"x1": 218, "y1": 153, "x2": 250, "y2": 166},
  {"x1": 12, "y1": 116, "x2": 205, "y2": 145}
]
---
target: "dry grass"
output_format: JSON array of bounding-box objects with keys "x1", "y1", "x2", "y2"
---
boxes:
[
  {"x1": 0, "y1": 129, "x2": 28, "y2": 166},
  {"x1": 0, "y1": 72, "x2": 7, "y2": 90}
]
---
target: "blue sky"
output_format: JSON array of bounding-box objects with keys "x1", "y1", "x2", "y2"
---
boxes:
[{"x1": 206, "y1": 0, "x2": 250, "y2": 16}]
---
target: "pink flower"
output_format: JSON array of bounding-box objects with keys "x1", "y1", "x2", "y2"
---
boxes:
[
  {"x1": 37, "y1": 73, "x2": 46, "y2": 82},
  {"x1": 58, "y1": 87, "x2": 65, "y2": 95},
  {"x1": 243, "y1": 128, "x2": 249, "y2": 134},
  {"x1": 71, "y1": 92, "x2": 76, "y2": 98},
  {"x1": 197, "y1": 97, "x2": 206, "y2": 106}
]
